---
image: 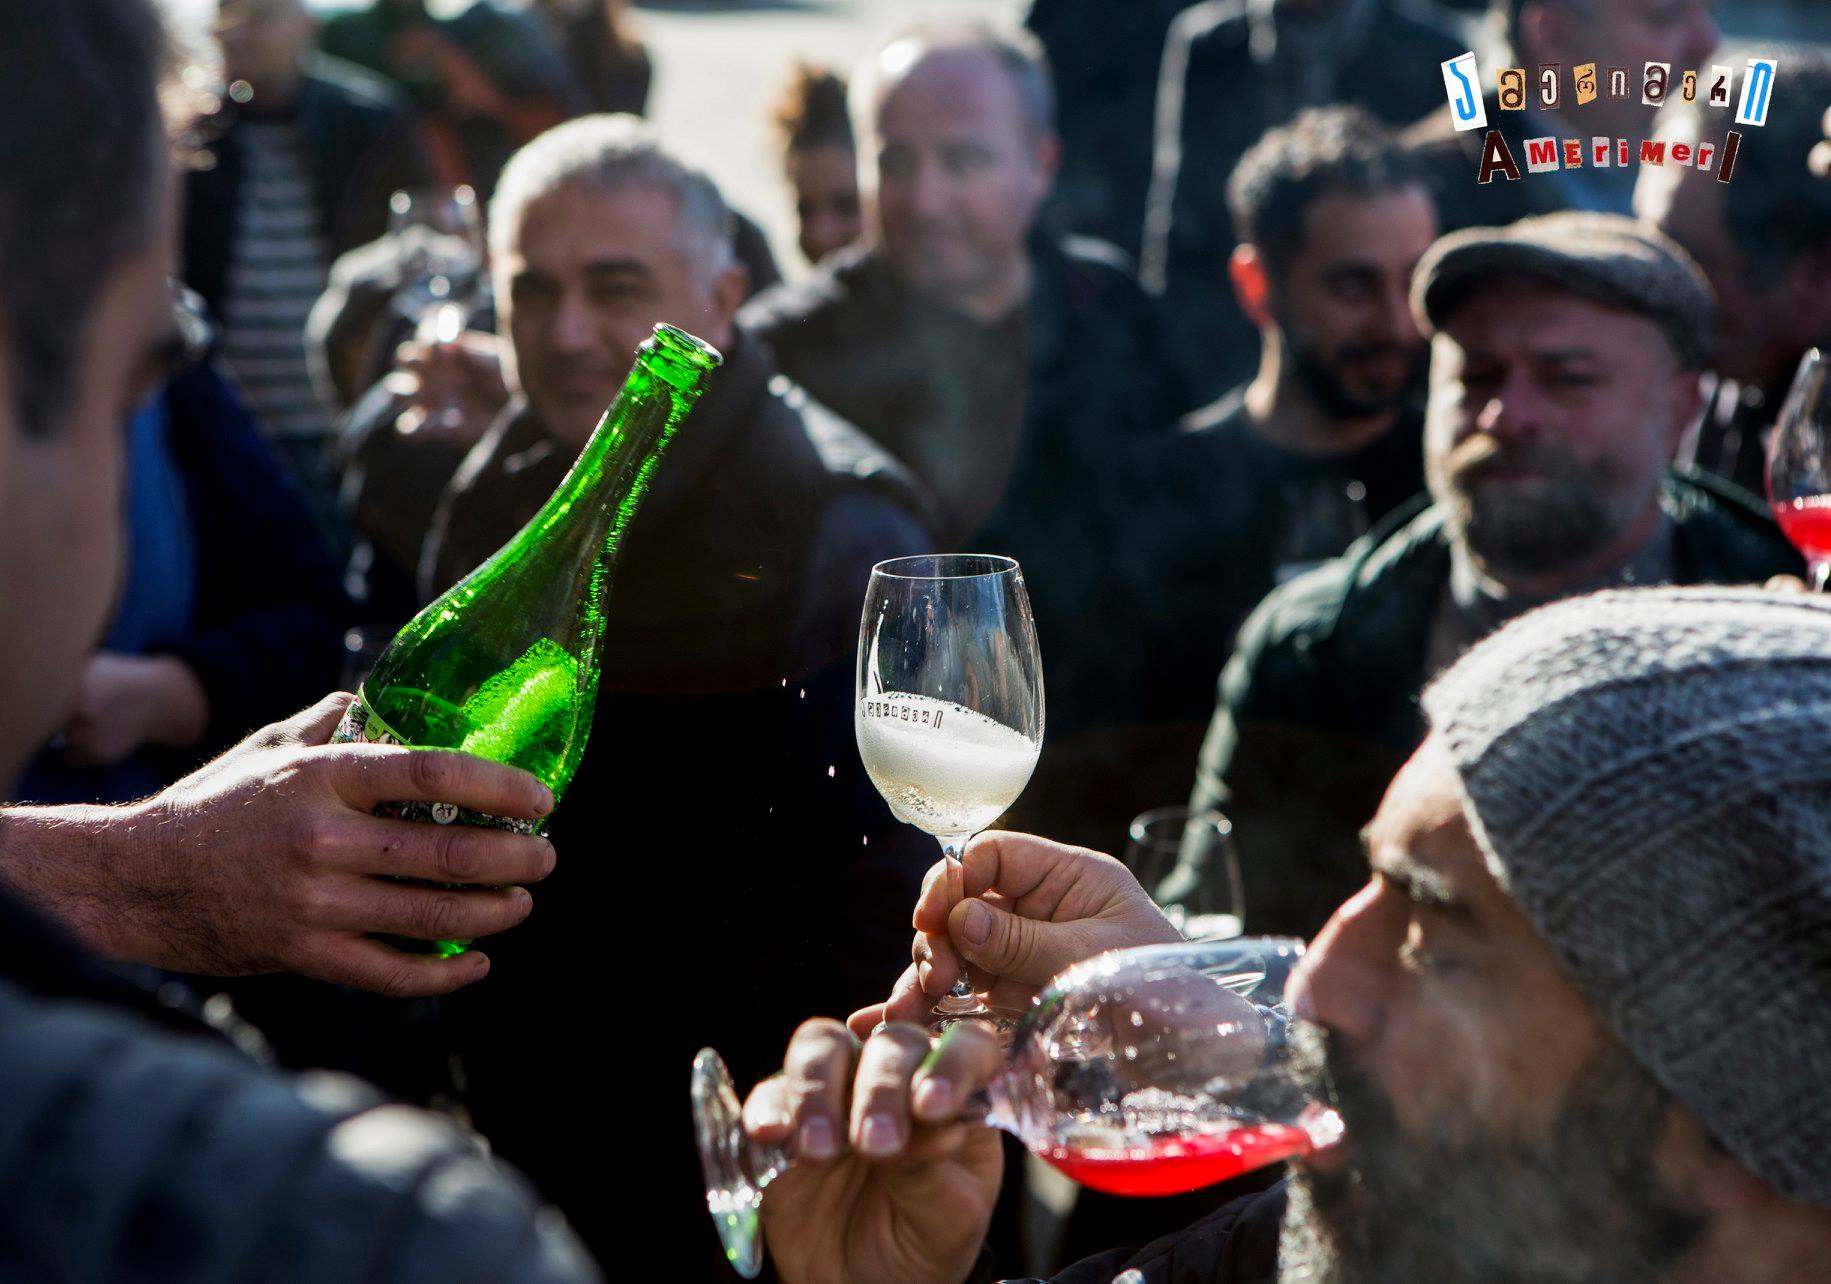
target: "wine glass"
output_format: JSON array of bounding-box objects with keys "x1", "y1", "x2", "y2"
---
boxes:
[
  {"x1": 1765, "y1": 348, "x2": 1831, "y2": 589},
  {"x1": 855, "y1": 554, "x2": 1044, "y2": 1024},
  {"x1": 1124, "y1": 807, "x2": 1244, "y2": 941},
  {"x1": 388, "y1": 185, "x2": 486, "y2": 434},
  {"x1": 691, "y1": 936, "x2": 1343, "y2": 1279}
]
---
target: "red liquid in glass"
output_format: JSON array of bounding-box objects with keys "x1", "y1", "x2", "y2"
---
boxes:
[
  {"x1": 1773, "y1": 496, "x2": 1831, "y2": 563},
  {"x1": 1039, "y1": 1123, "x2": 1313, "y2": 1197}
]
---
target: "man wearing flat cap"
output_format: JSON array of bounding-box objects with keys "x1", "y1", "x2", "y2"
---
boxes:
[
  {"x1": 731, "y1": 586, "x2": 1831, "y2": 1283},
  {"x1": 1165, "y1": 211, "x2": 1802, "y2": 937}
]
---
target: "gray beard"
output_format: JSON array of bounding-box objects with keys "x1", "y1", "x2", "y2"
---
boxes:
[{"x1": 1278, "y1": 1039, "x2": 1703, "y2": 1284}]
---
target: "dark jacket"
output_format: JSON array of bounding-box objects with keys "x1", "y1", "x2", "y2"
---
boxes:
[
  {"x1": 0, "y1": 883, "x2": 599, "y2": 1281},
  {"x1": 1178, "y1": 469, "x2": 1805, "y2": 936},
  {"x1": 182, "y1": 54, "x2": 429, "y2": 325},
  {"x1": 973, "y1": 1183, "x2": 1285, "y2": 1284},
  {"x1": 1140, "y1": 0, "x2": 1467, "y2": 401},
  {"x1": 419, "y1": 330, "x2": 939, "y2": 1274},
  {"x1": 742, "y1": 235, "x2": 1195, "y2": 849},
  {"x1": 1025, "y1": 0, "x2": 1202, "y2": 254}
]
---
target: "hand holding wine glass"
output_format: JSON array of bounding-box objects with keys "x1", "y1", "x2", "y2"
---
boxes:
[
  {"x1": 388, "y1": 186, "x2": 487, "y2": 436},
  {"x1": 695, "y1": 938, "x2": 1342, "y2": 1279},
  {"x1": 1765, "y1": 348, "x2": 1830, "y2": 588},
  {"x1": 846, "y1": 832, "x2": 1183, "y2": 1038}
]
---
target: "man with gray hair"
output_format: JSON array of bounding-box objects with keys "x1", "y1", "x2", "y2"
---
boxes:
[
  {"x1": 739, "y1": 585, "x2": 1831, "y2": 1282},
  {"x1": 415, "y1": 112, "x2": 939, "y2": 1272}
]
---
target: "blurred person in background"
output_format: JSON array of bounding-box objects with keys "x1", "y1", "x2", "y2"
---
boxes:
[
  {"x1": 187, "y1": 0, "x2": 429, "y2": 551},
  {"x1": 533, "y1": 0, "x2": 651, "y2": 117},
  {"x1": 0, "y1": 4, "x2": 606, "y2": 1276},
  {"x1": 743, "y1": 22, "x2": 1194, "y2": 854},
  {"x1": 1142, "y1": 0, "x2": 1464, "y2": 402},
  {"x1": 1023, "y1": 0, "x2": 1194, "y2": 253},
  {"x1": 412, "y1": 114, "x2": 935, "y2": 1274},
  {"x1": 319, "y1": 0, "x2": 576, "y2": 202},
  {"x1": 772, "y1": 62, "x2": 862, "y2": 267},
  {"x1": 1636, "y1": 52, "x2": 1831, "y2": 495},
  {"x1": 14, "y1": 300, "x2": 348, "y2": 807},
  {"x1": 1137, "y1": 108, "x2": 1436, "y2": 747},
  {"x1": 1407, "y1": 0, "x2": 1720, "y2": 234},
  {"x1": 1176, "y1": 212, "x2": 1800, "y2": 938}
]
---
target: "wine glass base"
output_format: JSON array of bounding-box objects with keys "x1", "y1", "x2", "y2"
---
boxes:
[{"x1": 690, "y1": 1049, "x2": 766, "y2": 1279}]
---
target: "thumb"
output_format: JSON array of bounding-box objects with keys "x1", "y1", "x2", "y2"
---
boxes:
[
  {"x1": 258, "y1": 692, "x2": 358, "y2": 749},
  {"x1": 949, "y1": 898, "x2": 1085, "y2": 986}
]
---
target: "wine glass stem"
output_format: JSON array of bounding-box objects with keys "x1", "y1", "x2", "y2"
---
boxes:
[
  {"x1": 1813, "y1": 561, "x2": 1831, "y2": 593},
  {"x1": 939, "y1": 837, "x2": 977, "y2": 1007}
]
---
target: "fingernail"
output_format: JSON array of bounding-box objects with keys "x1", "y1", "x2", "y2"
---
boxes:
[
  {"x1": 913, "y1": 938, "x2": 932, "y2": 964},
  {"x1": 917, "y1": 960, "x2": 932, "y2": 991},
  {"x1": 514, "y1": 886, "x2": 533, "y2": 911},
  {"x1": 858, "y1": 1113, "x2": 900, "y2": 1157},
  {"x1": 799, "y1": 1116, "x2": 837, "y2": 1160},
  {"x1": 913, "y1": 1077, "x2": 952, "y2": 1117},
  {"x1": 962, "y1": 900, "x2": 991, "y2": 945},
  {"x1": 535, "y1": 786, "x2": 555, "y2": 814}
]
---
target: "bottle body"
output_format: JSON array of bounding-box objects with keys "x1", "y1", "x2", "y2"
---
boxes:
[{"x1": 332, "y1": 324, "x2": 722, "y2": 949}]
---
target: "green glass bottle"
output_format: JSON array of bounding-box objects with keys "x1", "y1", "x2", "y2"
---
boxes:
[{"x1": 334, "y1": 323, "x2": 722, "y2": 955}]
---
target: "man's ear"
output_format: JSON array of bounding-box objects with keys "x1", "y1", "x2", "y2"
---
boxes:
[
  {"x1": 708, "y1": 260, "x2": 749, "y2": 338},
  {"x1": 1229, "y1": 244, "x2": 1273, "y2": 329}
]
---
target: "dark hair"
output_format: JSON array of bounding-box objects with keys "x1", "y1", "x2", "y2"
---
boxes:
[
  {"x1": 773, "y1": 63, "x2": 853, "y2": 154},
  {"x1": 1226, "y1": 106, "x2": 1426, "y2": 273},
  {"x1": 0, "y1": 0, "x2": 169, "y2": 438},
  {"x1": 1716, "y1": 51, "x2": 1831, "y2": 285}
]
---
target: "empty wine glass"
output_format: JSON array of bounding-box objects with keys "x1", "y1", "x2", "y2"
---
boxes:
[
  {"x1": 388, "y1": 185, "x2": 486, "y2": 434},
  {"x1": 1125, "y1": 807, "x2": 1244, "y2": 941},
  {"x1": 691, "y1": 936, "x2": 1342, "y2": 1279},
  {"x1": 1765, "y1": 348, "x2": 1831, "y2": 589},
  {"x1": 856, "y1": 554, "x2": 1044, "y2": 1024}
]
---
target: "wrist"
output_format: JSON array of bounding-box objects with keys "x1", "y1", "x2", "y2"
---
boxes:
[{"x1": 0, "y1": 802, "x2": 146, "y2": 959}]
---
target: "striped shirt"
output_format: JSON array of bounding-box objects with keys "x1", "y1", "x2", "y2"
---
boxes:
[{"x1": 219, "y1": 120, "x2": 333, "y2": 440}]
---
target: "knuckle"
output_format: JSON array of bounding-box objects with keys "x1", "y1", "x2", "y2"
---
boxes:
[
  {"x1": 416, "y1": 893, "x2": 463, "y2": 942},
  {"x1": 435, "y1": 827, "x2": 482, "y2": 883},
  {"x1": 377, "y1": 963, "x2": 424, "y2": 999},
  {"x1": 407, "y1": 750, "x2": 458, "y2": 800}
]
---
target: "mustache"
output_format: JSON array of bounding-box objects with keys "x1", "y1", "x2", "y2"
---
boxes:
[
  {"x1": 1442, "y1": 434, "x2": 1575, "y2": 483},
  {"x1": 1287, "y1": 1021, "x2": 1400, "y2": 1145}
]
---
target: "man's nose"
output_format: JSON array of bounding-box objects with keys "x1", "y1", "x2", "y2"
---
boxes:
[
  {"x1": 903, "y1": 160, "x2": 951, "y2": 221},
  {"x1": 1475, "y1": 368, "x2": 1544, "y2": 446},
  {"x1": 1375, "y1": 278, "x2": 1419, "y2": 346},
  {"x1": 1288, "y1": 882, "x2": 1395, "y2": 1050},
  {"x1": 547, "y1": 290, "x2": 597, "y2": 355}
]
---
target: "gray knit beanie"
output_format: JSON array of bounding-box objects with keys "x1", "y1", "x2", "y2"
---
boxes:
[{"x1": 1421, "y1": 586, "x2": 1831, "y2": 1208}]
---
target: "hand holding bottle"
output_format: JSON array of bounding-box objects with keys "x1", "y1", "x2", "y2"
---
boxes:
[
  {"x1": 0, "y1": 693, "x2": 556, "y2": 995},
  {"x1": 848, "y1": 832, "x2": 1183, "y2": 1036}
]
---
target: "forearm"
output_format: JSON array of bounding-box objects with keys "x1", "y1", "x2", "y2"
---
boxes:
[{"x1": 0, "y1": 801, "x2": 152, "y2": 961}]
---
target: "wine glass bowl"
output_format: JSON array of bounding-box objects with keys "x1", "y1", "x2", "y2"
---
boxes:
[
  {"x1": 691, "y1": 937, "x2": 1339, "y2": 1278},
  {"x1": 1764, "y1": 348, "x2": 1831, "y2": 588}
]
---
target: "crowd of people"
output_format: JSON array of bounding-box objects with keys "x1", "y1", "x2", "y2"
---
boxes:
[{"x1": 0, "y1": 0, "x2": 1827, "y2": 1279}]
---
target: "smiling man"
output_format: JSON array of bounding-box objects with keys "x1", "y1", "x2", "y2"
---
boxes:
[
  {"x1": 737, "y1": 586, "x2": 1831, "y2": 1283},
  {"x1": 1166, "y1": 211, "x2": 1801, "y2": 938}
]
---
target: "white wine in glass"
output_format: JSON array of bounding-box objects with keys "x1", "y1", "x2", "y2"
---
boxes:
[{"x1": 856, "y1": 554, "x2": 1044, "y2": 1022}]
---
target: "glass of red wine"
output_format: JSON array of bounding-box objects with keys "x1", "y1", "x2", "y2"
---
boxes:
[
  {"x1": 1765, "y1": 348, "x2": 1831, "y2": 589},
  {"x1": 691, "y1": 937, "x2": 1342, "y2": 1278}
]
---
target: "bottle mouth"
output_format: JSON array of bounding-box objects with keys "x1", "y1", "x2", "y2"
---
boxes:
[{"x1": 641, "y1": 323, "x2": 723, "y2": 388}]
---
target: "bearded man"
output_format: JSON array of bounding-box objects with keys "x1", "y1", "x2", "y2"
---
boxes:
[
  {"x1": 736, "y1": 586, "x2": 1831, "y2": 1284},
  {"x1": 1157, "y1": 212, "x2": 1801, "y2": 936}
]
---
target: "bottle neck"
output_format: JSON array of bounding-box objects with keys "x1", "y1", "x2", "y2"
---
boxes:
[{"x1": 537, "y1": 352, "x2": 701, "y2": 558}]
